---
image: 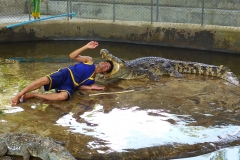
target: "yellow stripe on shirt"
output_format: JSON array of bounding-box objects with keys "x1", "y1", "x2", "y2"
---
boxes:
[
  {"x1": 67, "y1": 68, "x2": 79, "y2": 86},
  {"x1": 67, "y1": 67, "x2": 95, "y2": 86},
  {"x1": 46, "y1": 69, "x2": 60, "y2": 90}
]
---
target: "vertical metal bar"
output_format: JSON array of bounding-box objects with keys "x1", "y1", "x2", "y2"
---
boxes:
[
  {"x1": 28, "y1": 0, "x2": 31, "y2": 21},
  {"x1": 70, "y1": 0, "x2": 73, "y2": 19},
  {"x1": 67, "y1": 0, "x2": 69, "y2": 20},
  {"x1": 113, "y1": 0, "x2": 115, "y2": 22},
  {"x1": 156, "y1": 0, "x2": 159, "y2": 22},
  {"x1": 201, "y1": 0, "x2": 204, "y2": 26},
  {"x1": 151, "y1": 0, "x2": 153, "y2": 24},
  {"x1": 45, "y1": 0, "x2": 49, "y2": 15}
]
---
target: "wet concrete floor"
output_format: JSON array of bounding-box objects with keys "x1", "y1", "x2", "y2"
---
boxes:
[{"x1": 0, "y1": 41, "x2": 240, "y2": 160}]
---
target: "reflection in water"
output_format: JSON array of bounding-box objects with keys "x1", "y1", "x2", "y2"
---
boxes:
[
  {"x1": 0, "y1": 41, "x2": 240, "y2": 159},
  {"x1": 3, "y1": 106, "x2": 24, "y2": 113},
  {"x1": 175, "y1": 146, "x2": 240, "y2": 160},
  {"x1": 56, "y1": 104, "x2": 240, "y2": 153}
]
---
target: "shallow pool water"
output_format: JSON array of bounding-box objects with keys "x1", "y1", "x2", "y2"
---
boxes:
[{"x1": 0, "y1": 41, "x2": 240, "y2": 160}]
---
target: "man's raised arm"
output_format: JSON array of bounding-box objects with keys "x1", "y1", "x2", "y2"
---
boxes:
[{"x1": 69, "y1": 41, "x2": 99, "y2": 63}]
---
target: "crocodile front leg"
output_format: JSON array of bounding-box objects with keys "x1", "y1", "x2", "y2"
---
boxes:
[
  {"x1": 0, "y1": 142, "x2": 12, "y2": 160},
  {"x1": 0, "y1": 142, "x2": 8, "y2": 157},
  {"x1": 21, "y1": 146, "x2": 31, "y2": 160},
  {"x1": 138, "y1": 68, "x2": 160, "y2": 81},
  {"x1": 162, "y1": 62, "x2": 184, "y2": 78}
]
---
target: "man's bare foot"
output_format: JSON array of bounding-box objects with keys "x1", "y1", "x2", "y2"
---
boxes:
[
  {"x1": 11, "y1": 94, "x2": 22, "y2": 106},
  {"x1": 11, "y1": 93, "x2": 38, "y2": 106}
]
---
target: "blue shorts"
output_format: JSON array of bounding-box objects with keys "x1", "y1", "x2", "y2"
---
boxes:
[{"x1": 44, "y1": 68, "x2": 75, "y2": 99}]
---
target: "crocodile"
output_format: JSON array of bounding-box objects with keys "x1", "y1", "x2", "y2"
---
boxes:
[
  {"x1": 0, "y1": 132, "x2": 76, "y2": 160},
  {"x1": 100, "y1": 49, "x2": 239, "y2": 86}
]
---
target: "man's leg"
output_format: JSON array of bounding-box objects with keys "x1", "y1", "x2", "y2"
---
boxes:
[
  {"x1": 11, "y1": 76, "x2": 49, "y2": 106},
  {"x1": 22, "y1": 91, "x2": 68, "y2": 101}
]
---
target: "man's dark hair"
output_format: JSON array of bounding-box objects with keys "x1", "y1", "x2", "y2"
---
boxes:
[{"x1": 105, "y1": 60, "x2": 114, "y2": 73}]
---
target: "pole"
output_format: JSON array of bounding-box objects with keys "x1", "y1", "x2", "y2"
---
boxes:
[
  {"x1": 151, "y1": 0, "x2": 153, "y2": 24},
  {"x1": 156, "y1": 0, "x2": 159, "y2": 22},
  {"x1": 28, "y1": 0, "x2": 31, "y2": 21},
  {"x1": 6, "y1": 12, "x2": 76, "y2": 29},
  {"x1": 70, "y1": 0, "x2": 73, "y2": 19},
  {"x1": 113, "y1": 0, "x2": 116, "y2": 22},
  {"x1": 201, "y1": 0, "x2": 204, "y2": 26},
  {"x1": 67, "y1": 0, "x2": 69, "y2": 20}
]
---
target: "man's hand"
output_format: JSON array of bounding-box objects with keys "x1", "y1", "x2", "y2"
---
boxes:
[
  {"x1": 86, "y1": 41, "x2": 98, "y2": 49},
  {"x1": 90, "y1": 85, "x2": 105, "y2": 90},
  {"x1": 69, "y1": 41, "x2": 99, "y2": 63},
  {"x1": 79, "y1": 84, "x2": 105, "y2": 90}
]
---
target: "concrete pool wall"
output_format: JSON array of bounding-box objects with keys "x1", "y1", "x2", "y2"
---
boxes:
[{"x1": 1, "y1": 20, "x2": 240, "y2": 54}]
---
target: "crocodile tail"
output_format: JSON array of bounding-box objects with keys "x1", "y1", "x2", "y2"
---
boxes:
[
  {"x1": 221, "y1": 71, "x2": 239, "y2": 86},
  {"x1": 194, "y1": 64, "x2": 239, "y2": 86},
  {"x1": 172, "y1": 62, "x2": 239, "y2": 86}
]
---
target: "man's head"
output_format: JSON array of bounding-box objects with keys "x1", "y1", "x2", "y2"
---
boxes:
[
  {"x1": 96, "y1": 60, "x2": 114, "y2": 74},
  {"x1": 105, "y1": 60, "x2": 114, "y2": 73}
]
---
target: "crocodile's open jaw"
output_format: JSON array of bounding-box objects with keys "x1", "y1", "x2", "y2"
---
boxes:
[{"x1": 100, "y1": 49, "x2": 121, "y2": 78}]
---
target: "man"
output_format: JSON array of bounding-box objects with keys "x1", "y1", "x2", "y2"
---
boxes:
[{"x1": 11, "y1": 41, "x2": 113, "y2": 106}]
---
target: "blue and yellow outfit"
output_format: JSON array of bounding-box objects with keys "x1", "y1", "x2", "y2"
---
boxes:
[{"x1": 44, "y1": 62, "x2": 95, "y2": 99}]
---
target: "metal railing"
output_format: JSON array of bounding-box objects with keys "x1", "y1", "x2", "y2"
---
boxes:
[{"x1": 0, "y1": 0, "x2": 239, "y2": 27}]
